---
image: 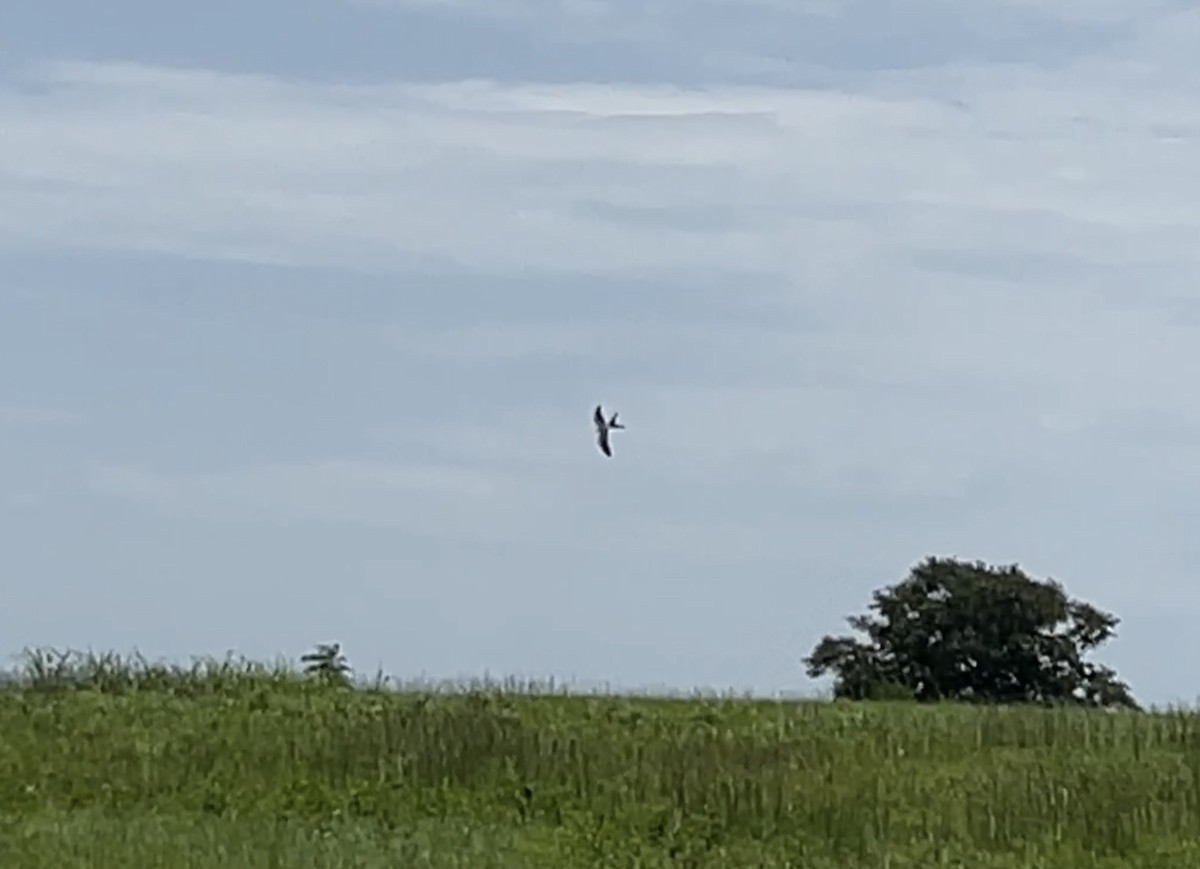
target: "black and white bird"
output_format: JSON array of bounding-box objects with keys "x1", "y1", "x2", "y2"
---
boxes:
[{"x1": 593, "y1": 404, "x2": 625, "y2": 457}]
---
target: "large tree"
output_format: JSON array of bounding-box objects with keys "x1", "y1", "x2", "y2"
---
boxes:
[{"x1": 804, "y1": 557, "x2": 1137, "y2": 708}]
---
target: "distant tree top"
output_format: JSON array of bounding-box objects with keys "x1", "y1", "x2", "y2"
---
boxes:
[{"x1": 804, "y1": 556, "x2": 1138, "y2": 709}]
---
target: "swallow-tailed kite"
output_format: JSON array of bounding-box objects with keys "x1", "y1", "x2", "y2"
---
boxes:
[{"x1": 593, "y1": 404, "x2": 625, "y2": 457}]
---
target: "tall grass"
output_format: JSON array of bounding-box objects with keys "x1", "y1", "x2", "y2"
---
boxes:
[{"x1": 3, "y1": 649, "x2": 1200, "y2": 867}]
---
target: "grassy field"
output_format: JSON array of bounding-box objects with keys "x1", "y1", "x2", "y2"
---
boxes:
[{"x1": 3, "y1": 651, "x2": 1200, "y2": 867}]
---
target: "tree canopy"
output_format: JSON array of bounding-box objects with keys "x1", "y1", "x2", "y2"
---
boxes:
[{"x1": 804, "y1": 556, "x2": 1137, "y2": 708}]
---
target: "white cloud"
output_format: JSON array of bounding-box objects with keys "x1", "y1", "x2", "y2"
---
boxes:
[{"x1": 3, "y1": 47, "x2": 1199, "y2": 291}]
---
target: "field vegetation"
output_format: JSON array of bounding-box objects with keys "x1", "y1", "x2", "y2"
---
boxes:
[{"x1": 3, "y1": 648, "x2": 1200, "y2": 867}]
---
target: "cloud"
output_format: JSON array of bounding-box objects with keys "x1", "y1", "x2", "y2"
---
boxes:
[
  {"x1": 347, "y1": 0, "x2": 1190, "y2": 84},
  {"x1": 8, "y1": 41, "x2": 1200, "y2": 518},
  {"x1": 3, "y1": 46, "x2": 1199, "y2": 291}
]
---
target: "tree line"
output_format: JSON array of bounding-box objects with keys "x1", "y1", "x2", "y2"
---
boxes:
[
  {"x1": 293, "y1": 556, "x2": 1138, "y2": 709},
  {"x1": 3, "y1": 556, "x2": 1137, "y2": 709}
]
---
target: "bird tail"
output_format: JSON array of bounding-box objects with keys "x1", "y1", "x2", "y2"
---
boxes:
[{"x1": 609, "y1": 413, "x2": 624, "y2": 428}]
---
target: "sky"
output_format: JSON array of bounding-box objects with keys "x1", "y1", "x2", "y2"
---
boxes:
[{"x1": 4, "y1": 1, "x2": 1200, "y2": 706}]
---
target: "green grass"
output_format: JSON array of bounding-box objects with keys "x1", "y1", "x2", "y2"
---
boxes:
[{"x1": 3, "y1": 650, "x2": 1200, "y2": 867}]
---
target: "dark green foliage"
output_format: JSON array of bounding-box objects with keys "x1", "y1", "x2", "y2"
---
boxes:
[{"x1": 805, "y1": 556, "x2": 1137, "y2": 708}]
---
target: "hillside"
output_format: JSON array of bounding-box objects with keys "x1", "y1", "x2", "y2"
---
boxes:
[{"x1": 2, "y1": 652, "x2": 1199, "y2": 867}]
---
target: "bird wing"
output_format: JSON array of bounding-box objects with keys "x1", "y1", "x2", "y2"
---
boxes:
[
  {"x1": 597, "y1": 428, "x2": 612, "y2": 457},
  {"x1": 593, "y1": 404, "x2": 605, "y2": 428}
]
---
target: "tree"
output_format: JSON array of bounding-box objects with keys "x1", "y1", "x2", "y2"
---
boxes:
[
  {"x1": 804, "y1": 556, "x2": 1137, "y2": 709},
  {"x1": 300, "y1": 642, "x2": 352, "y2": 688}
]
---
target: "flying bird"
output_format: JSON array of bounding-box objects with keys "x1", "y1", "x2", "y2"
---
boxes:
[{"x1": 593, "y1": 404, "x2": 625, "y2": 457}]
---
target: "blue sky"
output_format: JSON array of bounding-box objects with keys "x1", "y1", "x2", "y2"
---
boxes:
[{"x1": 4, "y1": 0, "x2": 1200, "y2": 705}]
